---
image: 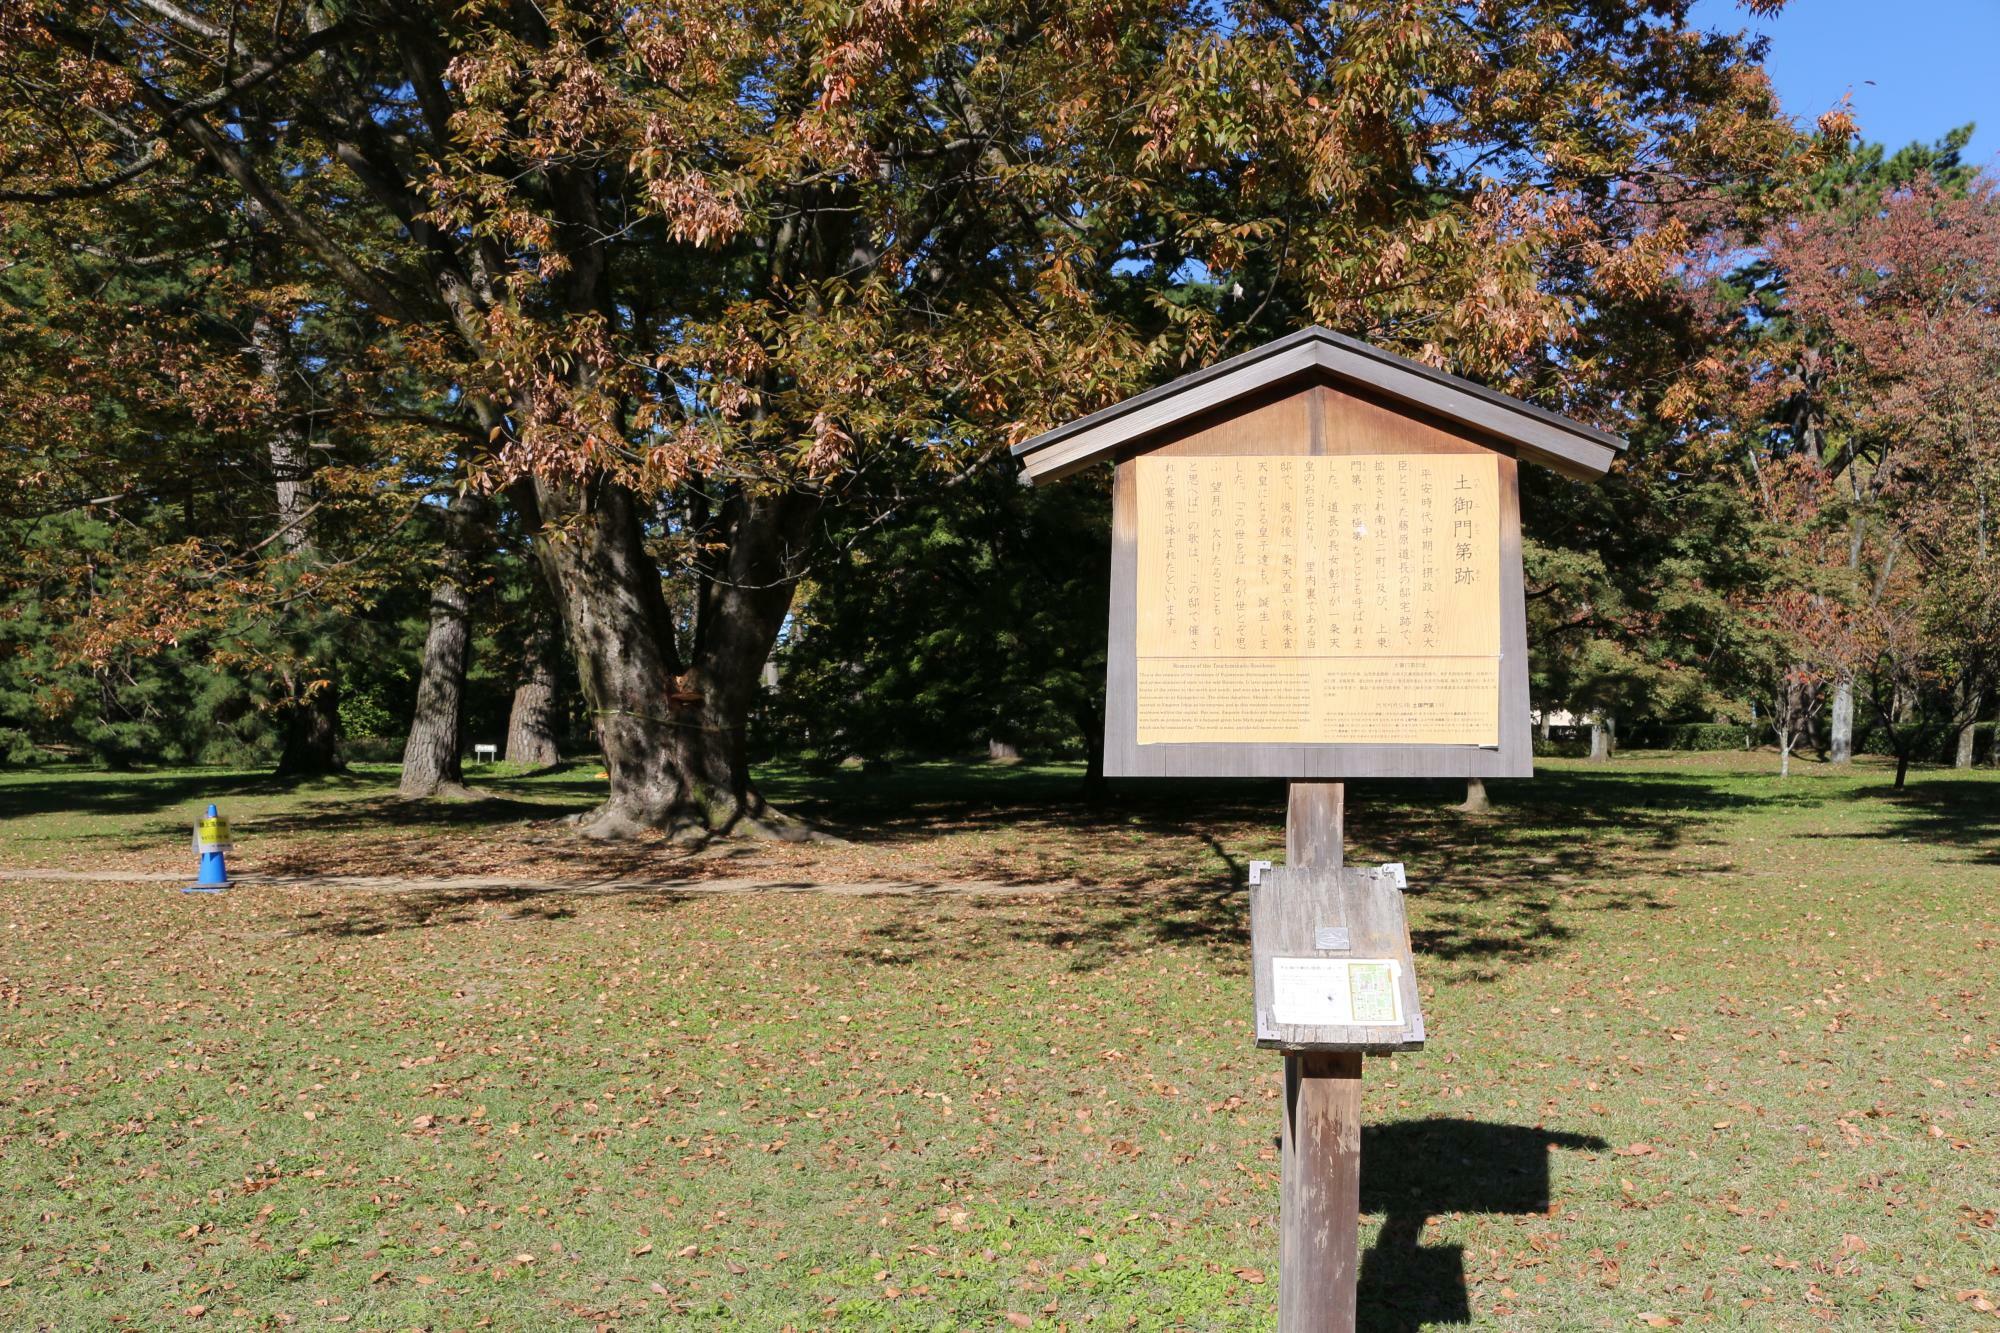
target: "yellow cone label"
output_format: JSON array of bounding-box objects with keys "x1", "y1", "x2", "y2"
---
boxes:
[{"x1": 196, "y1": 816, "x2": 231, "y2": 851}]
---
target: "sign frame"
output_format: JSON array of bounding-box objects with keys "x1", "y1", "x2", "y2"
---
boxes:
[{"x1": 1102, "y1": 380, "x2": 1534, "y2": 779}]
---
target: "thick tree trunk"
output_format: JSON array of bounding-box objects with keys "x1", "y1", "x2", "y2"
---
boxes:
[
  {"x1": 1954, "y1": 687, "x2": 1981, "y2": 769},
  {"x1": 398, "y1": 493, "x2": 487, "y2": 798},
  {"x1": 503, "y1": 557, "x2": 564, "y2": 767},
  {"x1": 276, "y1": 679, "x2": 341, "y2": 777},
  {"x1": 505, "y1": 668, "x2": 561, "y2": 768},
  {"x1": 530, "y1": 475, "x2": 814, "y2": 840},
  {"x1": 1893, "y1": 750, "x2": 1910, "y2": 789},
  {"x1": 1829, "y1": 674, "x2": 1854, "y2": 763},
  {"x1": 398, "y1": 577, "x2": 472, "y2": 796},
  {"x1": 1588, "y1": 712, "x2": 1613, "y2": 763},
  {"x1": 505, "y1": 589, "x2": 562, "y2": 768},
  {"x1": 257, "y1": 310, "x2": 342, "y2": 778},
  {"x1": 1778, "y1": 735, "x2": 1792, "y2": 777},
  {"x1": 1457, "y1": 776, "x2": 1491, "y2": 812}
]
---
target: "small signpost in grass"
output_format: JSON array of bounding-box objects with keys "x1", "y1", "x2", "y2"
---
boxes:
[{"x1": 1016, "y1": 327, "x2": 1623, "y2": 1329}]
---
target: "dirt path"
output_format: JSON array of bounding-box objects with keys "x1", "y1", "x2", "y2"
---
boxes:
[{"x1": 0, "y1": 867, "x2": 1086, "y2": 896}]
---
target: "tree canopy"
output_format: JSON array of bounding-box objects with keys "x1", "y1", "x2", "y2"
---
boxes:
[{"x1": 3, "y1": 0, "x2": 1992, "y2": 800}]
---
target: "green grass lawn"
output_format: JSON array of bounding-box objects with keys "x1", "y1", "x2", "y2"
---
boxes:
[{"x1": 1, "y1": 752, "x2": 1995, "y2": 1329}]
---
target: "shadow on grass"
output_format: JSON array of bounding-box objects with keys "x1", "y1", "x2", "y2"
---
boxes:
[
  {"x1": 255, "y1": 763, "x2": 1797, "y2": 977},
  {"x1": 1817, "y1": 772, "x2": 2000, "y2": 866},
  {"x1": 1358, "y1": 1119, "x2": 1608, "y2": 1329},
  {"x1": 277, "y1": 883, "x2": 636, "y2": 938},
  {"x1": 0, "y1": 765, "x2": 385, "y2": 823},
  {"x1": 22, "y1": 758, "x2": 1853, "y2": 980},
  {"x1": 780, "y1": 766, "x2": 1785, "y2": 979}
]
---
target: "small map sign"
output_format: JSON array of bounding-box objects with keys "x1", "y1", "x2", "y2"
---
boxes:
[{"x1": 1270, "y1": 957, "x2": 1404, "y2": 1027}]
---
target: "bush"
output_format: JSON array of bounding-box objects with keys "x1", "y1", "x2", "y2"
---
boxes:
[{"x1": 1639, "y1": 722, "x2": 1760, "y2": 751}]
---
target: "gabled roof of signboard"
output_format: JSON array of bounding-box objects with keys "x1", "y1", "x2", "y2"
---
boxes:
[{"x1": 1012, "y1": 326, "x2": 1626, "y2": 485}]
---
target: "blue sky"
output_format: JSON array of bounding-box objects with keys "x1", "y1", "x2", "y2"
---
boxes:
[{"x1": 1692, "y1": 0, "x2": 1998, "y2": 170}]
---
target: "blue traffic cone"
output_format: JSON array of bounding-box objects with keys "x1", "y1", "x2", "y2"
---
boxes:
[{"x1": 184, "y1": 803, "x2": 233, "y2": 894}]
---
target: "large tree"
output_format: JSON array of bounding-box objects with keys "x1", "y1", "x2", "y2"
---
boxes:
[
  {"x1": 1717, "y1": 129, "x2": 1986, "y2": 762},
  {"x1": 4, "y1": 0, "x2": 1813, "y2": 834}
]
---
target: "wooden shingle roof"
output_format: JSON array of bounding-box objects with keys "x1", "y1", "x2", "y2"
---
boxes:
[{"x1": 1013, "y1": 326, "x2": 1626, "y2": 485}]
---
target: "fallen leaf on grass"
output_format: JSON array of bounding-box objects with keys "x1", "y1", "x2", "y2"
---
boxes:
[
  {"x1": 1004, "y1": 1316, "x2": 1033, "y2": 1329},
  {"x1": 630, "y1": 1243, "x2": 652, "y2": 1257},
  {"x1": 1636, "y1": 1315, "x2": 1679, "y2": 1328},
  {"x1": 1613, "y1": 1143, "x2": 1655, "y2": 1157},
  {"x1": 1234, "y1": 1267, "x2": 1266, "y2": 1284}
]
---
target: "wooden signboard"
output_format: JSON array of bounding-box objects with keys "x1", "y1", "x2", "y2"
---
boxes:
[
  {"x1": 1018, "y1": 328, "x2": 1622, "y2": 781},
  {"x1": 1014, "y1": 327, "x2": 1623, "y2": 1332},
  {"x1": 1107, "y1": 399, "x2": 1528, "y2": 779}
]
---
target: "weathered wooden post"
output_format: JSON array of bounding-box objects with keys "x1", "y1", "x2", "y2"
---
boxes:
[{"x1": 1015, "y1": 327, "x2": 1622, "y2": 1329}]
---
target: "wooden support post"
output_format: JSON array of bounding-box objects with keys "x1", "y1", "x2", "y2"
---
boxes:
[
  {"x1": 1280, "y1": 780, "x2": 1362, "y2": 1331},
  {"x1": 1286, "y1": 781, "x2": 1345, "y2": 873}
]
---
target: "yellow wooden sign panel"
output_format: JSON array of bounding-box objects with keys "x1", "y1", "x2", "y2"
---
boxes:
[{"x1": 1134, "y1": 454, "x2": 1502, "y2": 746}]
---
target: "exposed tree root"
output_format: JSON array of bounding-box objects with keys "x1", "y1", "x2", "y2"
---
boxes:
[
  {"x1": 399, "y1": 781, "x2": 487, "y2": 802},
  {"x1": 566, "y1": 790, "x2": 838, "y2": 844}
]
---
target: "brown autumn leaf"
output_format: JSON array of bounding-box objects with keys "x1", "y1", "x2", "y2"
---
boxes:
[
  {"x1": 1004, "y1": 1316, "x2": 1033, "y2": 1330},
  {"x1": 1234, "y1": 1267, "x2": 1266, "y2": 1284}
]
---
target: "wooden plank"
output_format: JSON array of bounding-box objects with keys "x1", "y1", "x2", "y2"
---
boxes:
[
  {"x1": 1278, "y1": 776, "x2": 1361, "y2": 1331},
  {"x1": 1251, "y1": 865, "x2": 1427, "y2": 1052},
  {"x1": 1020, "y1": 344, "x2": 1321, "y2": 484},
  {"x1": 1310, "y1": 340, "x2": 1615, "y2": 479},
  {"x1": 1280, "y1": 1051, "x2": 1362, "y2": 1332},
  {"x1": 1286, "y1": 783, "x2": 1345, "y2": 871}
]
